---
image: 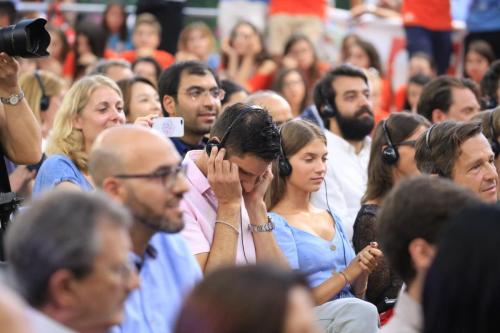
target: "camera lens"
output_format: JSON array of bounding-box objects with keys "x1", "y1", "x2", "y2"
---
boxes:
[{"x1": 0, "y1": 18, "x2": 50, "y2": 58}]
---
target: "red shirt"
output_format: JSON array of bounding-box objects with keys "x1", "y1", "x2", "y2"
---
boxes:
[
  {"x1": 402, "y1": 0, "x2": 452, "y2": 31},
  {"x1": 269, "y1": 0, "x2": 328, "y2": 19},
  {"x1": 120, "y1": 49, "x2": 175, "y2": 69}
]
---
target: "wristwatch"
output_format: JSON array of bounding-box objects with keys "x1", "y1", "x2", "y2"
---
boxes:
[
  {"x1": 0, "y1": 91, "x2": 24, "y2": 105},
  {"x1": 248, "y1": 217, "x2": 275, "y2": 233}
]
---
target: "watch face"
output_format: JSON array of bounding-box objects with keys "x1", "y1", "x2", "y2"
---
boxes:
[{"x1": 9, "y1": 96, "x2": 19, "y2": 105}]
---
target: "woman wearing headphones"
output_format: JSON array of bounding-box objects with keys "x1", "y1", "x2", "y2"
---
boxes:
[
  {"x1": 20, "y1": 70, "x2": 66, "y2": 145},
  {"x1": 265, "y1": 119, "x2": 381, "y2": 333},
  {"x1": 352, "y1": 112, "x2": 430, "y2": 314}
]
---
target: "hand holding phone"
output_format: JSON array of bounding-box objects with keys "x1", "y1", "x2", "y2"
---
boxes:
[{"x1": 152, "y1": 117, "x2": 184, "y2": 137}]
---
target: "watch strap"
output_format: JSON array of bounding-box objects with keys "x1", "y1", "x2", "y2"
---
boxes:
[{"x1": 248, "y1": 216, "x2": 275, "y2": 233}]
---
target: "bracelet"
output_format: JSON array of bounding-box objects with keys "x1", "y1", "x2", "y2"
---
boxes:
[
  {"x1": 215, "y1": 220, "x2": 240, "y2": 235},
  {"x1": 248, "y1": 216, "x2": 275, "y2": 233},
  {"x1": 339, "y1": 271, "x2": 351, "y2": 288}
]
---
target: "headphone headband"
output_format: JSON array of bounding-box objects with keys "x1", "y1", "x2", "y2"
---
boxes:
[
  {"x1": 381, "y1": 119, "x2": 399, "y2": 164},
  {"x1": 425, "y1": 123, "x2": 437, "y2": 151}
]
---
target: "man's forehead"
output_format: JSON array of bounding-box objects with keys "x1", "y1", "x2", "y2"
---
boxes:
[
  {"x1": 331, "y1": 76, "x2": 368, "y2": 93},
  {"x1": 179, "y1": 71, "x2": 218, "y2": 88}
]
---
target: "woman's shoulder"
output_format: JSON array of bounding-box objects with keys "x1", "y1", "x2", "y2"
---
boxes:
[{"x1": 39, "y1": 154, "x2": 81, "y2": 176}]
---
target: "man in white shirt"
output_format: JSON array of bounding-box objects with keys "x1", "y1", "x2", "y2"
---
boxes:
[{"x1": 311, "y1": 65, "x2": 374, "y2": 239}]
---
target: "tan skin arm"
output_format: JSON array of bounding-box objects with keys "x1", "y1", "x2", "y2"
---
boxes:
[{"x1": 0, "y1": 53, "x2": 42, "y2": 164}]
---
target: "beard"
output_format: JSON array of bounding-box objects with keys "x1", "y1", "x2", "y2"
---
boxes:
[
  {"x1": 124, "y1": 189, "x2": 184, "y2": 234},
  {"x1": 336, "y1": 105, "x2": 375, "y2": 141}
]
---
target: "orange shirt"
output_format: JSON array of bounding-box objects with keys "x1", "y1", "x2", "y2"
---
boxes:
[
  {"x1": 269, "y1": 0, "x2": 328, "y2": 19},
  {"x1": 401, "y1": 0, "x2": 452, "y2": 31},
  {"x1": 120, "y1": 49, "x2": 175, "y2": 69}
]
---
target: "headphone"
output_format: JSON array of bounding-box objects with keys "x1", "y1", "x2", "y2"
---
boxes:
[
  {"x1": 322, "y1": 100, "x2": 337, "y2": 118},
  {"x1": 205, "y1": 106, "x2": 259, "y2": 156},
  {"x1": 277, "y1": 125, "x2": 292, "y2": 177},
  {"x1": 424, "y1": 124, "x2": 445, "y2": 176},
  {"x1": 34, "y1": 71, "x2": 50, "y2": 112},
  {"x1": 382, "y1": 120, "x2": 399, "y2": 165},
  {"x1": 489, "y1": 110, "x2": 500, "y2": 157}
]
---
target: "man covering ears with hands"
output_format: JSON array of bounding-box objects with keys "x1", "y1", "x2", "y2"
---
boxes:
[{"x1": 180, "y1": 103, "x2": 288, "y2": 273}]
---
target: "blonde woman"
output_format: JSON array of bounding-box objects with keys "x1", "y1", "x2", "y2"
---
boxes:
[
  {"x1": 33, "y1": 75, "x2": 126, "y2": 195},
  {"x1": 20, "y1": 70, "x2": 66, "y2": 142}
]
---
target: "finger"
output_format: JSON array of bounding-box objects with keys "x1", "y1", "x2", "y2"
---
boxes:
[
  {"x1": 207, "y1": 146, "x2": 217, "y2": 175},
  {"x1": 370, "y1": 241, "x2": 378, "y2": 248},
  {"x1": 222, "y1": 160, "x2": 231, "y2": 175},
  {"x1": 230, "y1": 162, "x2": 239, "y2": 180},
  {"x1": 214, "y1": 148, "x2": 225, "y2": 174}
]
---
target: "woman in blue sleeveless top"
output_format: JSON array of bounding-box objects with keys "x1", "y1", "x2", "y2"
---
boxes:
[{"x1": 265, "y1": 119, "x2": 382, "y2": 333}]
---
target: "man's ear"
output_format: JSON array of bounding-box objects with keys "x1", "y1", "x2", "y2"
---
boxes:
[
  {"x1": 408, "y1": 238, "x2": 436, "y2": 273},
  {"x1": 431, "y1": 109, "x2": 447, "y2": 124},
  {"x1": 46, "y1": 269, "x2": 79, "y2": 308},
  {"x1": 163, "y1": 95, "x2": 176, "y2": 117},
  {"x1": 102, "y1": 178, "x2": 127, "y2": 205}
]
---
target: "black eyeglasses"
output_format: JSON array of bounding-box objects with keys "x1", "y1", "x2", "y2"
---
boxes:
[
  {"x1": 394, "y1": 140, "x2": 417, "y2": 147},
  {"x1": 114, "y1": 165, "x2": 187, "y2": 189}
]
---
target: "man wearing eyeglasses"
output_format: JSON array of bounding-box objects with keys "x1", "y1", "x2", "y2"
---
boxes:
[
  {"x1": 89, "y1": 126, "x2": 202, "y2": 333},
  {"x1": 159, "y1": 61, "x2": 224, "y2": 157},
  {"x1": 5, "y1": 190, "x2": 138, "y2": 333}
]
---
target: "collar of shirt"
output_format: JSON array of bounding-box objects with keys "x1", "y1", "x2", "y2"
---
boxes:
[
  {"x1": 326, "y1": 130, "x2": 371, "y2": 156},
  {"x1": 130, "y1": 244, "x2": 158, "y2": 271},
  {"x1": 171, "y1": 137, "x2": 208, "y2": 158},
  {"x1": 393, "y1": 289, "x2": 422, "y2": 332}
]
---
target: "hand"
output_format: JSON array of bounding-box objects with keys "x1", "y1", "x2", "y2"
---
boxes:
[
  {"x1": 344, "y1": 242, "x2": 383, "y2": 279},
  {"x1": 242, "y1": 165, "x2": 273, "y2": 207},
  {"x1": 0, "y1": 53, "x2": 20, "y2": 94},
  {"x1": 133, "y1": 113, "x2": 158, "y2": 128},
  {"x1": 9, "y1": 166, "x2": 36, "y2": 193},
  {"x1": 207, "y1": 147, "x2": 242, "y2": 205},
  {"x1": 281, "y1": 55, "x2": 298, "y2": 69},
  {"x1": 221, "y1": 37, "x2": 237, "y2": 57}
]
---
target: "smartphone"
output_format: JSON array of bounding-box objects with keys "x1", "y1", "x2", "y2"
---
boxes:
[
  {"x1": 26, "y1": 153, "x2": 46, "y2": 173},
  {"x1": 152, "y1": 117, "x2": 184, "y2": 137}
]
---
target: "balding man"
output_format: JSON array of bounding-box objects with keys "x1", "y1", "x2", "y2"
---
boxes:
[
  {"x1": 89, "y1": 126, "x2": 202, "y2": 333},
  {"x1": 246, "y1": 90, "x2": 293, "y2": 125}
]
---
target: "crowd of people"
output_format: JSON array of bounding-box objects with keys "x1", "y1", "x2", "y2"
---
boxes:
[{"x1": 0, "y1": 0, "x2": 500, "y2": 333}]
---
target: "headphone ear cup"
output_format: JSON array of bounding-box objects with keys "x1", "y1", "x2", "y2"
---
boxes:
[
  {"x1": 40, "y1": 96, "x2": 50, "y2": 112},
  {"x1": 278, "y1": 156, "x2": 292, "y2": 177},
  {"x1": 382, "y1": 146, "x2": 399, "y2": 165},
  {"x1": 491, "y1": 141, "x2": 500, "y2": 158},
  {"x1": 322, "y1": 102, "x2": 337, "y2": 118},
  {"x1": 205, "y1": 140, "x2": 220, "y2": 157}
]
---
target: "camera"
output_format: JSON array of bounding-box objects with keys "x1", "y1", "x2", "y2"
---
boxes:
[{"x1": 0, "y1": 18, "x2": 50, "y2": 58}]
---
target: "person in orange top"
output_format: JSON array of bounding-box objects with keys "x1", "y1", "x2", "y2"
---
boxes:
[
  {"x1": 401, "y1": 0, "x2": 452, "y2": 75},
  {"x1": 281, "y1": 34, "x2": 330, "y2": 102},
  {"x1": 120, "y1": 13, "x2": 175, "y2": 70},
  {"x1": 220, "y1": 21, "x2": 277, "y2": 93}
]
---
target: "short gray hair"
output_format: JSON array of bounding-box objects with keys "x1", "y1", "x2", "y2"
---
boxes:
[
  {"x1": 5, "y1": 190, "x2": 131, "y2": 307},
  {"x1": 89, "y1": 59, "x2": 131, "y2": 76}
]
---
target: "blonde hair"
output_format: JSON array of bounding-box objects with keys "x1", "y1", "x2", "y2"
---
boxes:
[
  {"x1": 264, "y1": 119, "x2": 326, "y2": 210},
  {"x1": 19, "y1": 70, "x2": 65, "y2": 123},
  {"x1": 134, "y1": 13, "x2": 161, "y2": 35},
  {"x1": 177, "y1": 21, "x2": 216, "y2": 53},
  {"x1": 46, "y1": 75, "x2": 123, "y2": 171}
]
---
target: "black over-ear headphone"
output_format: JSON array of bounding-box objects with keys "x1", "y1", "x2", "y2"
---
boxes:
[
  {"x1": 205, "y1": 106, "x2": 255, "y2": 156},
  {"x1": 382, "y1": 120, "x2": 399, "y2": 165},
  {"x1": 489, "y1": 110, "x2": 500, "y2": 158},
  {"x1": 322, "y1": 100, "x2": 337, "y2": 118},
  {"x1": 34, "y1": 71, "x2": 50, "y2": 112},
  {"x1": 278, "y1": 125, "x2": 292, "y2": 177},
  {"x1": 424, "y1": 124, "x2": 445, "y2": 176}
]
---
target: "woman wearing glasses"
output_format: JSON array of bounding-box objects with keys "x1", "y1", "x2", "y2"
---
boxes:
[
  {"x1": 352, "y1": 112, "x2": 430, "y2": 314},
  {"x1": 33, "y1": 75, "x2": 126, "y2": 195}
]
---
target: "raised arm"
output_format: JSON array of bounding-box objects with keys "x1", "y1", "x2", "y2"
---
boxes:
[{"x1": 0, "y1": 53, "x2": 42, "y2": 164}]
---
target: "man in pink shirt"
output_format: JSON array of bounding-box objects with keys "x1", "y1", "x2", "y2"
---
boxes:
[{"x1": 181, "y1": 103, "x2": 288, "y2": 273}]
